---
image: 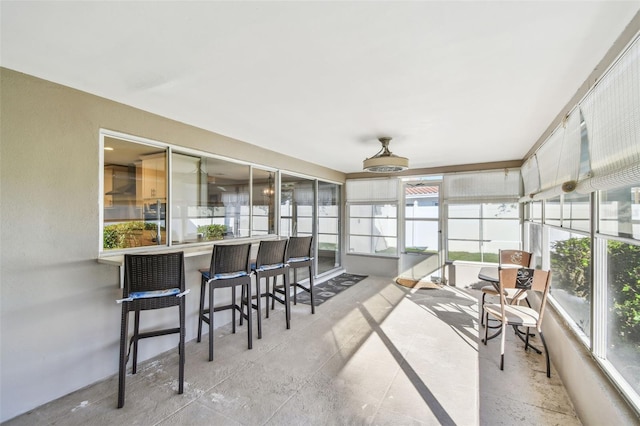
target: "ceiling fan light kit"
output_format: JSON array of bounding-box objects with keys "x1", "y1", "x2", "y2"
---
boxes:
[{"x1": 363, "y1": 137, "x2": 409, "y2": 173}]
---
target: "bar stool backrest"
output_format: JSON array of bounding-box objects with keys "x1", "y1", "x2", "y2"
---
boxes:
[
  {"x1": 286, "y1": 236, "x2": 313, "y2": 261},
  {"x1": 210, "y1": 243, "x2": 252, "y2": 275},
  {"x1": 255, "y1": 239, "x2": 288, "y2": 269},
  {"x1": 124, "y1": 252, "x2": 185, "y2": 310}
]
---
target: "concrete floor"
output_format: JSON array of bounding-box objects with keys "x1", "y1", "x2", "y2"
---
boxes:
[{"x1": 5, "y1": 276, "x2": 580, "y2": 425}]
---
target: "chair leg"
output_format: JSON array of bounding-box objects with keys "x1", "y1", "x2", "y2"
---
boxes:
[
  {"x1": 539, "y1": 330, "x2": 551, "y2": 378},
  {"x1": 208, "y1": 282, "x2": 215, "y2": 361},
  {"x1": 480, "y1": 292, "x2": 486, "y2": 326},
  {"x1": 483, "y1": 311, "x2": 489, "y2": 344},
  {"x1": 117, "y1": 305, "x2": 129, "y2": 408},
  {"x1": 500, "y1": 322, "x2": 507, "y2": 370},
  {"x1": 197, "y1": 278, "x2": 206, "y2": 343},
  {"x1": 178, "y1": 298, "x2": 185, "y2": 394},
  {"x1": 132, "y1": 310, "x2": 140, "y2": 374}
]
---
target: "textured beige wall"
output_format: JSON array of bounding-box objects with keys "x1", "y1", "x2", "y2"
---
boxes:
[{"x1": 0, "y1": 68, "x2": 344, "y2": 422}]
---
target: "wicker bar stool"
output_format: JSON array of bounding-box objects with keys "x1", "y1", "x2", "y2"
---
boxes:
[
  {"x1": 117, "y1": 252, "x2": 187, "y2": 408},
  {"x1": 280, "y1": 236, "x2": 315, "y2": 314},
  {"x1": 242, "y1": 239, "x2": 290, "y2": 338},
  {"x1": 198, "y1": 242, "x2": 252, "y2": 361}
]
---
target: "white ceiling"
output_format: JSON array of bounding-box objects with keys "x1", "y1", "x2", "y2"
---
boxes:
[{"x1": 2, "y1": 1, "x2": 639, "y2": 174}]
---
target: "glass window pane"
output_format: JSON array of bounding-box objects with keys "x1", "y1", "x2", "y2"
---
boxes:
[
  {"x1": 529, "y1": 222, "x2": 543, "y2": 269},
  {"x1": 405, "y1": 183, "x2": 439, "y2": 218},
  {"x1": 171, "y1": 154, "x2": 249, "y2": 243},
  {"x1": 349, "y1": 204, "x2": 373, "y2": 217},
  {"x1": 318, "y1": 181, "x2": 341, "y2": 274},
  {"x1": 549, "y1": 228, "x2": 591, "y2": 337},
  {"x1": 532, "y1": 201, "x2": 543, "y2": 222},
  {"x1": 448, "y1": 204, "x2": 481, "y2": 218},
  {"x1": 251, "y1": 168, "x2": 276, "y2": 236},
  {"x1": 349, "y1": 236, "x2": 371, "y2": 254},
  {"x1": 546, "y1": 196, "x2": 561, "y2": 226},
  {"x1": 483, "y1": 219, "x2": 520, "y2": 241},
  {"x1": 483, "y1": 203, "x2": 519, "y2": 218},
  {"x1": 348, "y1": 202, "x2": 397, "y2": 256},
  {"x1": 281, "y1": 174, "x2": 315, "y2": 238},
  {"x1": 448, "y1": 240, "x2": 482, "y2": 261},
  {"x1": 606, "y1": 239, "x2": 640, "y2": 396},
  {"x1": 405, "y1": 220, "x2": 438, "y2": 254},
  {"x1": 103, "y1": 136, "x2": 166, "y2": 250},
  {"x1": 599, "y1": 185, "x2": 640, "y2": 240},
  {"x1": 563, "y1": 192, "x2": 591, "y2": 232},
  {"x1": 448, "y1": 219, "x2": 480, "y2": 240}
]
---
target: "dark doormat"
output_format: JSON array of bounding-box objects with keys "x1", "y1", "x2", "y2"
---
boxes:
[{"x1": 296, "y1": 273, "x2": 367, "y2": 306}]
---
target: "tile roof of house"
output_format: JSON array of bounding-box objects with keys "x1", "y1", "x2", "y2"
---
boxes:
[{"x1": 405, "y1": 186, "x2": 439, "y2": 195}]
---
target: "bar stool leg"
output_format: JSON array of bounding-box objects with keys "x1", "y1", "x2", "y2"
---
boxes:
[
  {"x1": 255, "y1": 276, "x2": 262, "y2": 339},
  {"x1": 309, "y1": 266, "x2": 315, "y2": 314},
  {"x1": 246, "y1": 282, "x2": 253, "y2": 349},
  {"x1": 208, "y1": 282, "x2": 215, "y2": 361},
  {"x1": 231, "y1": 287, "x2": 236, "y2": 334},
  {"x1": 117, "y1": 306, "x2": 129, "y2": 408},
  {"x1": 178, "y1": 297, "x2": 185, "y2": 394},
  {"x1": 293, "y1": 268, "x2": 298, "y2": 305},
  {"x1": 284, "y1": 271, "x2": 291, "y2": 329},
  {"x1": 132, "y1": 310, "x2": 140, "y2": 374},
  {"x1": 197, "y1": 277, "x2": 206, "y2": 342}
]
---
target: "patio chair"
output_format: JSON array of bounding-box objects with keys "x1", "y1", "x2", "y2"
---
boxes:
[
  {"x1": 198, "y1": 242, "x2": 253, "y2": 361},
  {"x1": 242, "y1": 239, "x2": 290, "y2": 338},
  {"x1": 482, "y1": 267, "x2": 553, "y2": 377},
  {"x1": 118, "y1": 252, "x2": 187, "y2": 408},
  {"x1": 279, "y1": 236, "x2": 315, "y2": 314},
  {"x1": 480, "y1": 249, "x2": 532, "y2": 326}
]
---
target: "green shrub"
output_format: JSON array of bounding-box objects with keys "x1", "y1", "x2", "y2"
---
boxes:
[
  {"x1": 103, "y1": 221, "x2": 145, "y2": 249},
  {"x1": 197, "y1": 224, "x2": 226, "y2": 240}
]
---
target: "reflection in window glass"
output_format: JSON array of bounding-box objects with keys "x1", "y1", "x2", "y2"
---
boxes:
[
  {"x1": 606, "y1": 239, "x2": 640, "y2": 396},
  {"x1": 563, "y1": 192, "x2": 591, "y2": 232},
  {"x1": 348, "y1": 204, "x2": 397, "y2": 256},
  {"x1": 599, "y1": 185, "x2": 640, "y2": 240},
  {"x1": 280, "y1": 174, "x2": 314, "y2": 238},
  {"x1": 103, "y1": 136, "x2": 167, "y2": 250},
  {"x1": 251, "y1": 168, "x2": 276, "y2": 236},
  {"x1": 549, "y1": 228, "x2": 591, "y2": 337},
  {"x1": 171, "y1": 154, "x2": 250, "y2": 243}
]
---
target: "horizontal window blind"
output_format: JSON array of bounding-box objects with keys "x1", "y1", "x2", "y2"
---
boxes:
[
  {"x1": 520, "y1": 155, "x2": 540, "y2": 200},
  {"x1": 577, "y1": 36, "x2": 640, "y2": 193},
  {"x1": 346, "y1": 178, "x2": 399, "y2": 202},
  {"x1": 443, "y1": 168, "x2": 521, "y2": 204},
  {"x1": 528, "y1": 109, "x2": 581, "y2": 201}
]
